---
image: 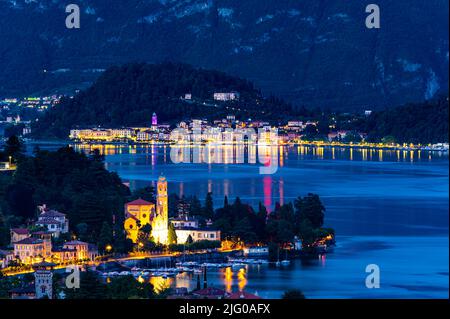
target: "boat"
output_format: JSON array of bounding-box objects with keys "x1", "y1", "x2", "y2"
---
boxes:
[
  {"x1": 231, "y1": 263, "x2": 246, "y2": 270},
  {"x1": 281, "y1": 260, "x2": 290, "y2": 266},
  {"x1": 193, "y1": 268, "x2": 203, "y2": 275},
  {"x1": 281, "y1": 249, "x2": 290, "y2": 266}
]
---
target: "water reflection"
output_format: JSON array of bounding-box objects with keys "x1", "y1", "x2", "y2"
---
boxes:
[
  {"x1": 69, "y1": 143, "x2": 448, "y2": 164},
  {"x1": 150, "y1": 276, "x2": 174, "y2": 294},
  {"x1": 221, "y1": 267, "x2": 248, "y2": 293}
]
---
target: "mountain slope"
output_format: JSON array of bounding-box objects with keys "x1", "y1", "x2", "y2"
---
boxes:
[
  {"x1": 0, "y1": 0, "x2": 448, "y2": 111},
  {"x1": 32, "y1": 62, "x2": 295, "y2": 138}
]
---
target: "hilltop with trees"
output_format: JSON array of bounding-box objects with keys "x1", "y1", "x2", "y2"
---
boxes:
[{"x1": 32, "y1": 63, "x2": 296, "y2": 138}]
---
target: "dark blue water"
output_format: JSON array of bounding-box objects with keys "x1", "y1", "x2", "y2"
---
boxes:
[{"x1": 29, "y1": 143, "x2": 449, "y2": 298}]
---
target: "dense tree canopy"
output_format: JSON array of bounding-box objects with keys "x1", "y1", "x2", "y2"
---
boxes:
[
  {"x1": 33, "y1": 63, "x2": 296, "y2": 138},
  {"x1": 363, "y1": 96, "x2": 449, "y2": 144},
  {"x1": 2, "y1": 145, "x2": 130, "y2": 239}
]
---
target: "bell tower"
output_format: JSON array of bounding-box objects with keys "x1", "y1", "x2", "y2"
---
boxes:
[{"x1": 153, "y1": 174, "x2": 168, "y2": 243}]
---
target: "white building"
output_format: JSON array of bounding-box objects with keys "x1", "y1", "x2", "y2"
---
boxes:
[
  {"x1": 175, "y1": 228, "x2": 221, "y2": 244},
  {"x1": 35, "y1": 210, "x2": 69, "y2": 237},
  {"x1": 213, "y1": 92, "x2": 240, "y2": 101}
]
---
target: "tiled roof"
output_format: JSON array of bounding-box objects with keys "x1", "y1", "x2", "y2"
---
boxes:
[
  {"x1": 31, "y1": 231, "x2": 53, "y2": 235},
  {"x1": 64, "y1": 240, "x2": 88, "y2": 246},
  {"x1": 14, "y1": 237, "x2": 43, "y2": 245},
  {"x1": 193, "y1": 287, "x2": 226, "y2": 297},
  {"x1": 125, "y1": 212, "x2": 139, "y2": 221},
  {"x1": 176, "y1": 227, "x2": 219, "y2": 232},
  {"x1": 52, "y1": 247, "x2": 76, "y2": 252},
  {"x1": 228, "y1": 291, "x2": 262, "y2": 299},
  {"x1": 36, "y1": 217, "x2": 60, "y2": 225},
  {"x1": 40, "y1": 210, "x2": 65, "y2": 218},
  {"x1": 11, "y1": 228, "x2": 29, "y2": 235},
  {"x1": 126, "y1": 198, "x2": 153, "y2": 206}
]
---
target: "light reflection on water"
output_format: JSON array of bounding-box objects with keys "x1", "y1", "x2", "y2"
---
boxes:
[{"x1": 27, "y1": 142, "x2": 449, "y2": 298}]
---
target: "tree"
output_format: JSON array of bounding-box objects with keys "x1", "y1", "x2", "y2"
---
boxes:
[
  {"x1": 167, "y1": 222, "x2": 178, "y2": 245},
  {"x1": 89, "y1": 149, "x2": 105, "y2": 162},
  {"x1": 131, "y1": 186, "x2": 155, "y2": 203},
  {"x1": 187, "y1": 195, "x2": 202, "y2": 216},
  {"x1": 75, "y1": 223, "x2": 89, "y2": 241},
  {"x1": 185, "y1": 234, "x2": 193, "y2": 245},
  {"x1": 137, "y1": 224, "x2": 154, "y2": 251},
  {"x1": 295, "y1": 194, "x2": 325, "y2": 229},
  {"x1": 98, "y1": 221, "x2": 113, "y2": 254},
  {"x1": 3, "y1": 135, "x2": 24, "y2": 163},
  {"x1": 282, "y1": 289, "x2": 306, "y2": 299},
  {"x1": 223, "y1": 195, "x2": 229, "y2": 207},
  {"x1": 168, "y1": 193, "x2": 180, "y2": 218},
  {"x1": 0, "y1": 272, "x2": 14, "y2": 298},
  {"x1": 203, "y1": 192, "x2": 214, "y2": 219},
  {"x1": 0, "y1": 208, "x2": 9, "y2": 247},
  {"x1": 106, "y1": 275, "x2": 154, "y2": 299},
  {"x1": 113, "y1": 223, "x2": 134, "y2": 254},
  {"x1": 64, "y1": 271, "x2": 107, "y2": 299}
]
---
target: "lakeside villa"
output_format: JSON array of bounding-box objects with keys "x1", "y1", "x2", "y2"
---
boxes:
[{"x1": 124, "y1": 175, "x2": 220, "y2": 245}]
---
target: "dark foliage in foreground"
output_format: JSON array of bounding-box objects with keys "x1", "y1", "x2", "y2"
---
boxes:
[{"x1": 2, "y1": 145, "x2": 130, "y2": 240}]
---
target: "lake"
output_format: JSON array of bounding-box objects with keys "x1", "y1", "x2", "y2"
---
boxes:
[{"x1": 29, "y1": 142, "x2": 449, "y2": 298}]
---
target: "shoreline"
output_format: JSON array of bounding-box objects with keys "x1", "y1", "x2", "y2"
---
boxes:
[{"x1": 23, "y1": 139, "x2": 450, "y2": 152}]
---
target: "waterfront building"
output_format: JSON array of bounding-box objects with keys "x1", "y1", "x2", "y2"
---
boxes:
[
  {"x1": 170, "y1": 216, "x2": 199, "y2": 229},
  {"x1": 124, "y1": 175, "x2": 169, "y2": 244},
  {"x1": 243, "y1": 246, "x2": 269, "y2": 257},
  {"x1": 175, "y1": 227, "x2": 221, "y2": 244},
  {"x1": 124, "y1": 175, "x2": 220, "y2": 245},
  {"x1": 170, "y1": 213, "x2": 221, "y2": 243}
]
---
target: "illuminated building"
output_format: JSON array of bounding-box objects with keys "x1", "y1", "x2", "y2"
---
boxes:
[
  {"x1": 124, "y1": 175, "x2": 169, "y2": 244},
  {"x1": 213, "y1": 92, "x2": 240, "y2": 101},
  {"x1": 14, "y1": 237, "x2": 49, "y2": 265},
  {"x1": 0, "y1": 249, "x2": 14, "y2": 268},
  {"x1": 174, "y1": 228, "x2": 221, "y2": 243},
  {"x1": 152, "y1": 112, "x2": 158, "y2": 127},
  {"x1": 124, "y1": 175, "x2": 219, "y2": 245},
  {"x1": 63, "y1": 240, "x2": 90, "y2": 260}
]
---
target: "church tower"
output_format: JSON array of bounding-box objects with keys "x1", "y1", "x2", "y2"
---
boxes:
[{"x1": 152, "y1": 174, "x2": 168, "y2": 243}]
